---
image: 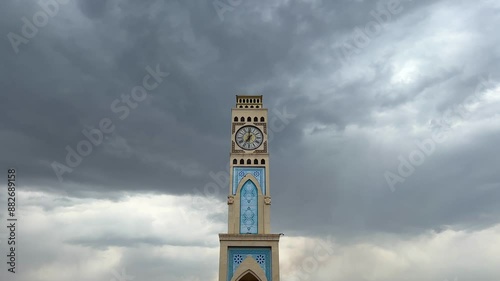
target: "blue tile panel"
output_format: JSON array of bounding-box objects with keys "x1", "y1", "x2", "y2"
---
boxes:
[
  {"x1": 228, "y1": 247, "x2": 271, "y2": 281},
  {"x1": 240, "y1": 180, "x2": 258, "y2": 234},
  {"x1": 233, "y1": 167, "x2": 266, "y2": 195}
]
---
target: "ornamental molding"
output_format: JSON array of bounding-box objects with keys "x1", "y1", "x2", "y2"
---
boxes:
[
  {"x1": 253, "y1": 141, "x2": 267, "y2": 153},
  {"x1": 232, "y1": 122, "x2": 245, "y2": 134},
  {"x1": 252, "y1": 122, "x2": 267, "y2": 134},
  {"x1": 264, "y1": 196, "x2": 271, "y2": 205},
  {"x1": 219, "y1": 234, "x2": 281, "y2": 241},
  {"x1": 232, "y1": 141, "x2": 244, "y2": 153}
]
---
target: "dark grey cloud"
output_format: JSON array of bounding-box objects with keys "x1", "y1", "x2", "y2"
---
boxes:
[
  {"x1": 77, "y1": 0, "x2": 110, "y2": 19},
  {"x1": 1, "y1": 2, "x2": 500, "y2": 279}
]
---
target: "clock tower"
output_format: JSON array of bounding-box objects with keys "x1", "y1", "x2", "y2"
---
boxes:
[{"x1": 218, "y1": 95, "x2": 281, "y2": 281}]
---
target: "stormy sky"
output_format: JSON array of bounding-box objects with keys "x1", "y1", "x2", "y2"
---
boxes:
[{"x1": 1, "y1": 0, "x2": 500, "y2": 280}]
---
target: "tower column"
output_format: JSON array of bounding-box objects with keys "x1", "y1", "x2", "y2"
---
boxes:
[{"x1": 218, "y1": 95, "x2": 280, "y2": 281}]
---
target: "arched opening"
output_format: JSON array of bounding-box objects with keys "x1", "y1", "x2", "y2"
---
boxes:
[
  {"x1": 245, "y1": 105, "x2": 248, "y2": 108},
  {"x1": 240, "y1": 180, "x2": 258, "y2": 234},
  {"x1": 246, "y1": 159, "x2": 251, "y2": 164},
  {"x1": 253, "y1": 117, "x2": 258, "y2": 122},
  {"x1": 253, "y1": 159, "x2": 258, "y2": 164},
  {"x1": 240, "y1": 117, "x2": 245, "y2": 122},
  {"x1": 247, "y1": 117, "x2": 251, "y2": 122},
  {"x1": 238, "y1": 272, "x2": 259, "y2": 281},
  {"x1": 260, "y1": 117, "x2": 264, "y2": 122},
  {"x1": 234, "y1": 117, "x2": 238, "y2": 122},
  {"x1": 260, "y1": 159, "x2": 265, "y2": 164},
  {"x1": 233, "y1": 159, "x2": 237, "y2": 164},
  {"x1": 240, "y1": 159, "x2": 244, "y2": 165}
]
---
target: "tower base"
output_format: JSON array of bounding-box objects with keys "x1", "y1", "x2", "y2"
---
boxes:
[{"x1": 218, "y1": 234, "x2": 280, "y2": 281}]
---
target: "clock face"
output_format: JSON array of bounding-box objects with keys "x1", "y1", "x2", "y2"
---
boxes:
[{"x1": 235, "y1": 126, "x2": 263, "y2": 150}]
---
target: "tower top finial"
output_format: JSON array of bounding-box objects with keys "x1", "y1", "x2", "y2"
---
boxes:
[{"x1": 235, "y1": 95, "x2": 263, "y2": 108}]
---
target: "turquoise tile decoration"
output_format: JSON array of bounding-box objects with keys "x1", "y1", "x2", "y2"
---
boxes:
[
  {"x1": 233, "y1": 167, "x2": 265, "y2": 195},
  {"x1": 228, "y1": 247, "x2": 271, "y2": 281},
  {"x1": 240, "y1": 180, "x2": 258, "y2": 234}
]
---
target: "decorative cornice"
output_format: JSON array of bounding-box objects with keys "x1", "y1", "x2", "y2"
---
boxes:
[{"x1": 219, "y1": 233, "x2": 281, "y2": 241}]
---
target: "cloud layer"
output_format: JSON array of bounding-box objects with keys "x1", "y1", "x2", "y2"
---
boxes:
[{"x1": 1, "y1": 0, "x2": 499, "y2": 280}]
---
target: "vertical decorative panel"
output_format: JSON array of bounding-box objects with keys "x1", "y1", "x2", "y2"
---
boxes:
[{"x1": 240, "y1": 180, "x2": 258, "y2": 234}]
